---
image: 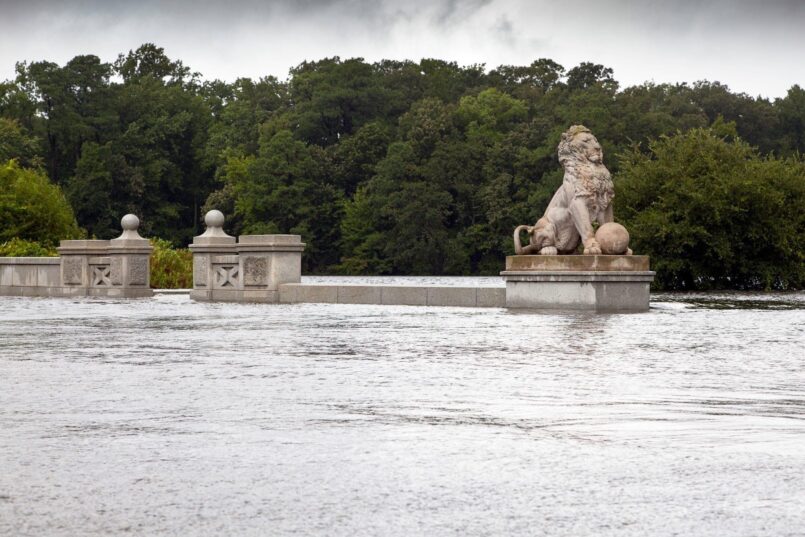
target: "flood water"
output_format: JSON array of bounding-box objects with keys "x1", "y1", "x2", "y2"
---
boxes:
[{"x1": 1, "y1": 282, "x2": 804, "y2": 536}]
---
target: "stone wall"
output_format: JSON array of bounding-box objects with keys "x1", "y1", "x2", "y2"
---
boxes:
[
  {"x1": 0, "y1": 215, "x2": 153, "y2": 299},
  {"x1": 0, "y1": 257, "x2": 62, "y2": 296}
]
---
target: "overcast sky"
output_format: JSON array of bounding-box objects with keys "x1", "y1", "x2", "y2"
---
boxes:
[{"x1": 1, "y1": 0, "x2": 803, "y2": 98}]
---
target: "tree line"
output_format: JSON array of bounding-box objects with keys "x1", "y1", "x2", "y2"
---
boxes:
[{"x1": 1, "y1": 44, "x2": 803, "y2": 288}]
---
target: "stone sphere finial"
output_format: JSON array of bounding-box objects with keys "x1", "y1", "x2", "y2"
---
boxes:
[
  {"x1": 113, "y1": 214, "x2": 145, "y2": 242},
  {"x1": 121, "y1": 214, "x2": 140, "y2": 231},
  {"x1": 205, "y1": 210, "x2": 225, "y2": 228},
  {"x1": 195, "y1": 210, "x2": 233, "y2": 243},
  {"x1": 595, "y1": 222, "x2": 630, "y2": 255}
]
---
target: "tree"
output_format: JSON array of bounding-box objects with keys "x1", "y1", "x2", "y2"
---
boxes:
[
  {"x1": 289, "y1": 57, "x2": 389, "y2": 146},
  {"x1": 0, "y1": 117, "x2": 41, "y2": 168},
  {"x1": 216, "y1": 129, "x2": 342, "y2": 270},
  {"x1": 616, "y1": 127, "x2": 805, "y2": 290},
  {"x1": 202, "y1": 76, "x2": 289, "y2": 168},
  {"x1": 0, "y1": 160, "x2": 82, "y2": 246},
  {"x1": 15, "y1": 55, "x2": 115, "y2": 185},
  {"x1": 566, "y1": 62, "x2": 618, "y2": 92},
  {"x1": 114, "y1": 43, "x2": 194, "y2": 86},
  {"x1": 777, "y1": 85, "x2": 805, "y2": 155}
]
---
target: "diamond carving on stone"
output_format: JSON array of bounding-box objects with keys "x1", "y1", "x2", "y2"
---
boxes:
[
  {"x1": 243, "y1": 256, "x2": 268, "y2": 286},
  {"x1": 215, "y1": 265, "x2": 238, "y2": 288},
  {"x1": 62, "y1": 257, "x2": 82, "y2": 285},
  {"x1": 128, "y1": 256, "x2": 148, "y2": 285},
  {"x1": 92, "y1": 265, "x2": 111, "y2": 287},
  {"x1": 194, "y1": 257, "x2": 208, "y2": 286}
]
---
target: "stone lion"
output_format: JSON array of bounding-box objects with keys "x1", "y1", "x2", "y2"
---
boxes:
[{"x1": 514, "y1": 125, "x2": 629, "y2": 255}]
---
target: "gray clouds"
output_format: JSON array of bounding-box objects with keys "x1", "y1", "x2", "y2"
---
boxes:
[{"x1": 1, "y1": 0, "x2": 803, "y2": 97}]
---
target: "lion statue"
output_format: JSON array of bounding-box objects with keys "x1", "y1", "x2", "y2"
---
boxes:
[{"x1": 513, "y1": 125, "x2": 630, "y2": 255}]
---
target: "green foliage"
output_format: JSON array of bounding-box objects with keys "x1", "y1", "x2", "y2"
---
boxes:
[
  {"x1": 0, "y1": 237, "x2": 57, "y2": 257},
  {"x1": 0, "y1": 160, "x2": 82, "y2": 246},
  {"x1": 0, "y1": 117, "x2": 41, "y2": 168},
  {"x1": 149, "y1": 238, "x2": 192, "y2": 289},
  {"x1": 616, "y1": 128, "x2": 805, "y2": 290},
  {"x1": 214, "y1": 129, "x2": 342, "y2": 271},
  {"x1": 3, "y1": 45, "x2": 805, "y2": 286},
  {"x1": 13, "y1": 44, "x2": 212, "y2": 244}
]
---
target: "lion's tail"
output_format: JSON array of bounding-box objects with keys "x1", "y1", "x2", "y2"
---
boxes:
[{"x1": 513, "y1": 225, "x2": 531, "y2": 255}]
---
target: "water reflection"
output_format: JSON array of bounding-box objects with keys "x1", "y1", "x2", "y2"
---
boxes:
[{"x1": 0, "y1": 288, "x2": 804, "y2": 536}]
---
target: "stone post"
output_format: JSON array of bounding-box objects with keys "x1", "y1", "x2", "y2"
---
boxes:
[
  {"x1": 106, "y1": 214, "x2": 154, "y2": 298},
  {"x1": 189, "y1": 210, "x2": 237, "y2": 302},
  {"x1": 189, "y1": 210, "x2": 306, "y2": 303},
  {"x1": 236, "y1": 235, "x2": 305, "y2": 303},
  {"x1": 56, "y1": 214, "x2": 153, "y2": 298},
  {"x1": 57, "y1": 240, "x2": 110, "y2": 296}
]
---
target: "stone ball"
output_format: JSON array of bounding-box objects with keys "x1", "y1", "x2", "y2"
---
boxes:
[
  {"x1": 205, "y1": 210, "x2": 225, "y2": 228},
  {"x1": 120, "y1": 214, "x2": 140, "y2": 231},
  {"x1": 595, "y1": 222, "x2": 630, "y2": 255}
]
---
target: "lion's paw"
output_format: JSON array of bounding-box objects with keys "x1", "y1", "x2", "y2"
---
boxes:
[
  {"x1": 539, "y1": 246, "x2": 558, "y2": 255},
  {"x1": 584, "y1": 242, "x2": 602, "y2": 255}
]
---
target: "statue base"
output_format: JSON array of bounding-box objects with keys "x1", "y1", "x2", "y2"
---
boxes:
[{"x1": 501, "y1": 255, "x2": 654, "y2": 312}]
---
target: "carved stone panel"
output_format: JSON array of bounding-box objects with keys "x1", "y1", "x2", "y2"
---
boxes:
[
  {"x1": 62, "y1": 257, "x2": 83, "y2": 285},
  {"x1": 243, "y1": 256, "x2": 268, "y2": 286},
  {"x1": 110, "y1": 257, "x2": 123, "y2": 285},
  {"x1": 128, "y1": 256, "x2": 148, "y2": 286},
  {"x1": 193, "y1": 256, "x2": 208, "y2": 287},
  {"x1": 215, "y1": 265, "x2": 238, "y2": 288},
  {"x1": 92, "y1": 265, "x2": 111, "y2": 287}
]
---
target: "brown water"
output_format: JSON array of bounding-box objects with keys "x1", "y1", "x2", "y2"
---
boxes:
[{"x1": 1, "y1": 286, "x2": 804, "y2": 536}]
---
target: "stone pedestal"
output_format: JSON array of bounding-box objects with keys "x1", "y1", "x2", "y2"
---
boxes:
[
  {"x1": 188, "y1": 210, "x2": 237, "y2": 302},
  {"x1": 501, "y1": 255, "x2": 654, "y2": 312},
  {"x1": 56, "y1": 214, "x2": 153, "y2": 298},
  {"x1": 190, "y1": 211, "x2": 305, "y2": 303}
]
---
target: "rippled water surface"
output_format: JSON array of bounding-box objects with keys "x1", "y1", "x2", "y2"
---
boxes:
[{"x1": 1, "y1": 285, "x2": 804, "y2": 536}]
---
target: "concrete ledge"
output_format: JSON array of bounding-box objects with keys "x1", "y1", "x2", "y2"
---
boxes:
[
  {"x1": 190, "y1": 288, "x2": 279, "y2": 303},
  {"x1": 381, "y1": 286, "x2": 427, "y2": 306},
  {"x1": 506, "y1": 255, "x2": 649, "y2": 271},
  {"x1": 501, "y1": 271, "x2": 656, "y2": 282},
  {"x1": 427, "y1": 287, "x2": 477, "y2": 307},
  {"x1": 477, "y1": 287, "x2": 507, "y2": 308},
  {"x1": 154, "y1": 289, "x2": 191, "y2": 295},
  {"x1": 0, "y1": 286, "x2": 154, "y2": 298},
  {"x1": 337, "y1": 285, "x2": 382, "y2": 304},
  {"x1": 278, "y1": 284, "x2": 505, "y2": 308},
  {"x1": 0, "y1": 257, "x2": 60, "y2": 265}
]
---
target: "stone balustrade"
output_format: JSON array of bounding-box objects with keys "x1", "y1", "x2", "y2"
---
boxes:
[
  {"x1": 0, "y1": 214, "x2": 153, "y2": 298},
  {"x1": 2, "y1": 209, "x2": 655, "y2": 311}
]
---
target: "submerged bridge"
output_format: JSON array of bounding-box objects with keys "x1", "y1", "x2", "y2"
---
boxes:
[{"x1": 0, "y1": 212, "x2": 654, "y2": 312}]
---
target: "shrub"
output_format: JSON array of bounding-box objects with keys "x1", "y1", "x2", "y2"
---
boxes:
[
  {"x1": 0, "y1": 237, "x2": 57, "y2": 257},
  {"x1": 616, "y1": 127, "x2": 805, "y2": 290},
  {"x1": 0, "y1": 160, "x2": 83, "y2": 246},
  {"x1": 149, "y1": 238, "x2": 192, "y2": 289}
]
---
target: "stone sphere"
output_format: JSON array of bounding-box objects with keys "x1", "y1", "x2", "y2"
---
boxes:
[
  {"x1": 205, "y1": 210, "x2": 225, "y2": 228},
  {"x1": 595, "y1": 222, "x2": 630, "y2": 255},
  {"x1": 120, "y1": 214, "x2": 139, "y2": 231}
]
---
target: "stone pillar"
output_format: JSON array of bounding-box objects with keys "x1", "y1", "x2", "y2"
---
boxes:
[
  {"x1": 106, "y1": 214, "x2": 154, "y2": 298},
  {"x1": 56, "y1": 214, "x2": 153, "y2": 298},
  {"x1": 57, "y1": 240, "x2": 110, "y2": 296},
  {"x1": 189, "y1": 210, "x2": 306, "y2": 303},
  {"x1": 501, "y1": 255, "x2": 655, "y2": 312},
  {"x1": 189, "y1": 210, "x2": 237, "y2": 302},
  {"x1": 236, "y1": 235, "x2": 305, "y2": 303}
]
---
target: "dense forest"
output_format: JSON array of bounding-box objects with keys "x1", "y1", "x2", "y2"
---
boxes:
[{"x1": 1, "y1": 44, "x2": 803, "y2": 289}]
